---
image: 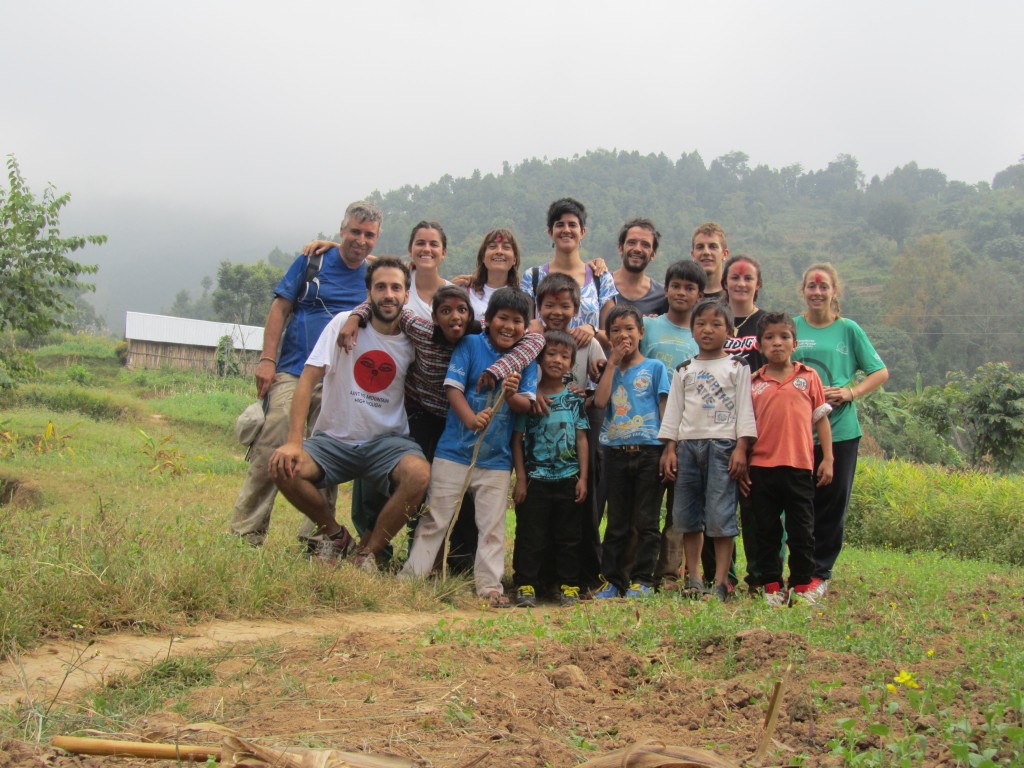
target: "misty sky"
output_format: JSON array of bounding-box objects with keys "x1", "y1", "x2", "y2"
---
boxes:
[{"x1": 3, "y1": 1, "x2": 1022, "y2": 328}]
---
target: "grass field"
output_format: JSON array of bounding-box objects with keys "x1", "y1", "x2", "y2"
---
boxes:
[{"x1": 1, "y1": 337, "x2": 1022, "y2": 766}]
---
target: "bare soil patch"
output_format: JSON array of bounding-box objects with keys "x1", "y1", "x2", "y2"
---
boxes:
[{"x1": 0, "y1": 605, "x2": 982, "y2": 767}]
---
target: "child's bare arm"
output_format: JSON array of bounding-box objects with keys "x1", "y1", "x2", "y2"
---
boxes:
[
  {"x1": 814, "y1": 416, "x2": 834, "y2": 486},
  {"x1": 574, "y1": 430, "x2": 589, "y2": 503},
  {"x1": 593, "y1": 357, "x2": 615, "y2": 409},
  {"x1": 512, "y1": 432, "x2": 528, "y2": 504},
  {"x1": 659, "y1": 439, "x2": 678, "y2": 482},
  {"x1": 728, "y1": 436, "x2": 751, "y2": 481}
]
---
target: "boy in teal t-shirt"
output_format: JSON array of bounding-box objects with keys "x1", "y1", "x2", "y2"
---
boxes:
[
  {"x1": 511, "y1": 330, "x2": 591, "y2": 608},
  {"x1": 641, "y1": 260, "x2": 706, "y2": 369}
]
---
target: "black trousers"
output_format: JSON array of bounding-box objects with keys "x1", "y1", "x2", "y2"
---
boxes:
[
  {"x1": 513, "y1": 476, "x2": 583, "y2": 589},
  {"x1": 749, "y1": 465, "x2": 816, "y2": 588},
  {"x1": 812, "y1": 437, "x2": 860, "y2": 580}
]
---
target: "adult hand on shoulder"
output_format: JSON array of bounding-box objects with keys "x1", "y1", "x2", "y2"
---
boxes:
[
  {"x1": 301, "y1": 239, "x2": 338, "y2": 257},
  {"x1": 588, "y1": 257, "x2": 608, "y2": 277}
]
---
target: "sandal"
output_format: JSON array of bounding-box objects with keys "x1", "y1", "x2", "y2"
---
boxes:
[{"x1": 482, "y1": 591, "x2": 512, "y2": 609}]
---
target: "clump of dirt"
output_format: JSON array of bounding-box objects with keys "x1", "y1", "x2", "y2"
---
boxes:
[{"x1": 0, "y1": 475, "x2": 41, "y2": 509}]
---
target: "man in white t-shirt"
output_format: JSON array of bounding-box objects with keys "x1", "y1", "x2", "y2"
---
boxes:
[{"x1": 269, "y1": 258, "x2": 429, "y2": 569}]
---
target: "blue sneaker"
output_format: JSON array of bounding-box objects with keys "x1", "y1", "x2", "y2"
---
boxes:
[
  {"x1": 592, "y1": 580, "x2": 620, "y2": 599},
  {"x1": 625, "y1": 583, "x2": 654, "y2": 598}
]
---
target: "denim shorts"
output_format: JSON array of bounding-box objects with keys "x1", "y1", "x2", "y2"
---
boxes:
[
  {"x1": 671, "y1": 438, "x2": 739, "y2": 537},
  {"x1": 304, "y1": 432, "x2": 425, "y2": 498}
]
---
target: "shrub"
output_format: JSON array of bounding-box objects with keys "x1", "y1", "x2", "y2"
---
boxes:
[
  {"x1": 848, "y1": 457, "x2": 1024, "y2": 565},
  {"x1": 14, "y1": 384, "x2": 139, "y2": 421}
]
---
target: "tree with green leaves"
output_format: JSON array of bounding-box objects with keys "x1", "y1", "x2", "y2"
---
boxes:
[
  {"x1": 0, "y1": 155, "x2": 105, "y2": 337},
  {"x1": 211, "y1": 260, "x2": 283, "y2": 326}
]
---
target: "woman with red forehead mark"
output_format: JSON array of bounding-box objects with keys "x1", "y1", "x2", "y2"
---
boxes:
[
  {"x1": 792, "y1": 263, "x2": 888, "y2": 599},
  {"x1": 723, "y1": 255, "x2": 767, "y2": 371}
]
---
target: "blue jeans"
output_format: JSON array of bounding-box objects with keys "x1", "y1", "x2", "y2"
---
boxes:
[{"x1": 671, "y1": 439, "x2": 739, "y2": 538}]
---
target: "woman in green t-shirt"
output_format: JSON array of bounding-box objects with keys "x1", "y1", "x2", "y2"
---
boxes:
[{"x1": 792, "y1": 263, "x2": 889, "y2": 598}]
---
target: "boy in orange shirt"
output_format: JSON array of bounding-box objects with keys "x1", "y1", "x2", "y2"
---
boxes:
[{"x1": 747, "y1": 312, "x2": 834, "y2": 607}]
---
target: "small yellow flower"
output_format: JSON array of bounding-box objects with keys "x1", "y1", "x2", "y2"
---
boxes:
[
  {"x1": 893, "y1": 670, "x2": 920, "y2": 689},
  {"x1": 926, "y1": 649, "x2": 935, "y2": 658},
  {"x1": 886, "y1": 683, "x2": 898, "y2": 694}
]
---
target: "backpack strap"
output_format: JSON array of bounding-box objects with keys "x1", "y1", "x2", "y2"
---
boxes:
[
  {"x1": 297, "y1": 252, "x2": 324, "y2": 303},
  {"x1": 530, "y1": 266, "x2": 541, "y2": 318}
]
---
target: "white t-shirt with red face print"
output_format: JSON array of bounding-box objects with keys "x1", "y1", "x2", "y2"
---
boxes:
[{"x1": 306, "y1": 311, "x2": 415, "y2": 445}]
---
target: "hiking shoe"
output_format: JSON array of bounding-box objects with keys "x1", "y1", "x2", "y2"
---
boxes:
[
  {"x1": 681, "y1": 578, "x2": 708, "y2": 599},
  {"x1": 712, "y1": 583, "x2": 731, "y2": 603},
  {"x1": 625, "y1": 583, "x2": 654, "y2": 598},
  {"x1": 313, "y1": 526, "x2": 356, "y2": 562},
  {"x1": 559, "y1": 585, "x2": 581, "y2": 607},
  {"x1": 352, "y1": 549, "x2": 378, "y2": 572},
  {"x1": 593, "y1": 580, "x2": 620, "y2": 599},
  {"x1": 763, "y1": 582, "x2": 789, "y2": 608},
  {"x1": 791, "y1": 582, "x2": 819, "y2": 606},
  {"x1": 516, "y1": 585, "x2": 537, "y2": 608},
  {"x1": 806, "y1": 577, "x2": 829, "y2": 599}
]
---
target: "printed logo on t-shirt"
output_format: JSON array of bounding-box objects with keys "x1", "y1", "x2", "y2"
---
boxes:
[
  {"x1": 632, "y1": 370, "x2": 652, "y2": 394},
  {"x1": 793, "y1": 377, "x2": 808, "y2": 391},
  {"x1": 837, "y1": 342, "x2": 850, "y2": 356},
  {"x1": 724, "y1": 337, "x2": 757, "y2": 354},
  {"x1": 354, "y1": 350, "x2": 397, "y2": 393},
  {"x1": 751, "y1": 380, "x2": 770, "y2": 396}
]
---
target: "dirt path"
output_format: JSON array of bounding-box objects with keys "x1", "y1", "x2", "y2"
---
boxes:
[{"x1": 1, "y1": 610, "x2": 466, "y2": 711}]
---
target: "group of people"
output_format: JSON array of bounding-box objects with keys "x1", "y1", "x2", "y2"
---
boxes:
[{"x1": 228, "y1": 196, "x2": 888, "y2": 609}]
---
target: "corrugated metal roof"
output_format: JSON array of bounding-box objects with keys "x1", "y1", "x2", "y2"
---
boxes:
[{"x1": 125, "y1": 312, "x2": 264, "y2": 351}]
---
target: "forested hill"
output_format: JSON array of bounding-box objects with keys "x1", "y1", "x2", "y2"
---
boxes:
[
  {"x1": 169, "y1": 150, "x2": 1024, "y2": 391},
  {"x1": 363, "y1": 150, "x2": 1024, "y2": 389}
]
